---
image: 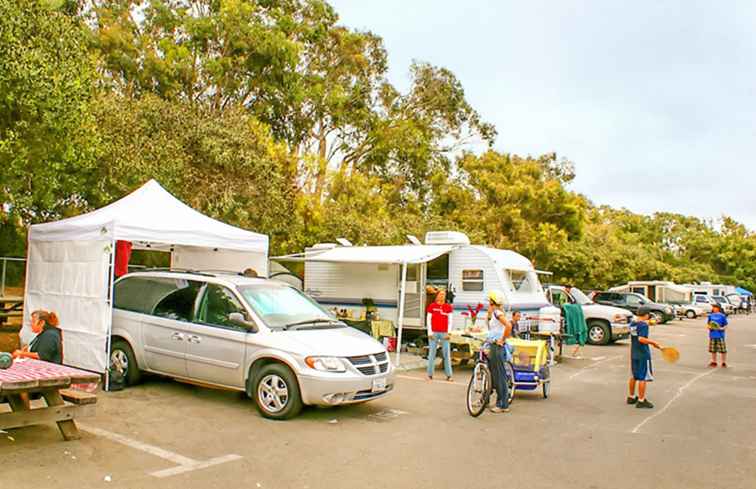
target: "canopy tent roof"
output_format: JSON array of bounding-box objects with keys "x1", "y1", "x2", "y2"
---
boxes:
[
  {"x1": 274, "y1": 244, "x2": 455, "y2": 265},
  {"x1": 736, "y1": 286, "x2": 753, "y2": 296},
  {"x1": 29, "y1": 180, "x2": 268, "y2": 253}
]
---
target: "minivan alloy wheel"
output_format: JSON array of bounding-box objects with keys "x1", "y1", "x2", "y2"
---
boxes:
[
  {"x1": 258, "y1": 374, "x2": 290, "y2": 413},
  {"x1": 111, "y1": 349, "x2": 129, "y2": 376}
]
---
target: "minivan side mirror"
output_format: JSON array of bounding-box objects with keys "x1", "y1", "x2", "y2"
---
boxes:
[{"x1": 228, "y1": 312, "x2": 258, "y2": 332}]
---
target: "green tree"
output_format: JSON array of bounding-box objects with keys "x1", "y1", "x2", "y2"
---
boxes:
[
  {"x1": 89, "y1": 93, "x2": 297, "y2": 248},
  {"x1": 0, "y1": 0, "x2": 99, "y2": 222}
]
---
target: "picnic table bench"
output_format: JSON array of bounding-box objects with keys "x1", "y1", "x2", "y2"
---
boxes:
[{"x1": 0, "y1": 359, "x2": 99, "y2": 440}]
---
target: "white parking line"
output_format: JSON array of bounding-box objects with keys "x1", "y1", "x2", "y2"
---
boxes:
[
  {"x1": 80, "y1": 424, "x2": 242, "y2": 478},
  {"x1": 630, "y1": 368, "x2": 717, "y2": 434}
]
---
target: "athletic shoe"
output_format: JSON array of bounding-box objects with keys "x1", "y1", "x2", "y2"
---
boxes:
[
  {"x1": 490, "y1": 406, "x2": 510, "y2": 413},
  {"x1": 636, "y1": 399, "x2": 654, "y2": 409},
  {"x1": 721, "y1": 363, "x2": 728, "y2": 368},
  {"x1": 626, "y1": 396, "x2": 638, "y2": 405}
]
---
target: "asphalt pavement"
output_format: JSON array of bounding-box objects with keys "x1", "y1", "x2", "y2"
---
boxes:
[{"x1": 2, "y1": 315, "x2": 756, "y2": 489}]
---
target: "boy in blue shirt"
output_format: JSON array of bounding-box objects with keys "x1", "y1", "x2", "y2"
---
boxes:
[
  {"x1": 707, "y1": 303, "x2": 728, "y2": 368},
  {"x1": 627, "y1": 307, "x2": 661, "y2": 409}
]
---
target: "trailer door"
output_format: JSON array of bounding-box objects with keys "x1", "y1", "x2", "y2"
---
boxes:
[{"x1": 401, "y1": 263, "x2": 425, "y2": 327}]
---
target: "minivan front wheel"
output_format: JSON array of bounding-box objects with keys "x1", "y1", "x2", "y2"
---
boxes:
[{"x1": 254, "y1": 363, "x2": 303, "y2": 420}]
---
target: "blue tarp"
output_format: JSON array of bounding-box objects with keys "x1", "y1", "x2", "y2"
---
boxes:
[{"x1": 735, "y1": 286, "x2": 752, "y2": 296}]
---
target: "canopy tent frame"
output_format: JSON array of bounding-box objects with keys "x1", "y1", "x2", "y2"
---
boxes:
[{"x1": 23, "y1": 180, "x2": 269, "y2": 375}]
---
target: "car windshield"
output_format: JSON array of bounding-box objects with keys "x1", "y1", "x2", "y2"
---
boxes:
[
  {"x1": 238, "y1": 284, "x2": 339, "y2": 330},
  {"x1": 570, "y1": 287, "x2": 593, "y2": 305}
]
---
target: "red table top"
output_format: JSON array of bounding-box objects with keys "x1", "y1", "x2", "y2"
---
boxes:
[{"x1": 0, "y1": 359, "x2": 100, "y2": 393}]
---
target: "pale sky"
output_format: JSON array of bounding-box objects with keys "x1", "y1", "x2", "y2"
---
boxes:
[{"x1": 329, "y1": 0, "x2": 756, "y2": 229}]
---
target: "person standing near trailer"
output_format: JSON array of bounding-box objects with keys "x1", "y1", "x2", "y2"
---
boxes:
[{"x1": 426, "y1": 290, "x2": 454, "y2": 382}]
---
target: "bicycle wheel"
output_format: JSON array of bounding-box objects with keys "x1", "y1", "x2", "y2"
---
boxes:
[
  {"x1": 504, "y1": 362, "x2": 516, "y2": 406},
  {"x1": 466, "y1": 362, "x2": 492, "y2": 417}
]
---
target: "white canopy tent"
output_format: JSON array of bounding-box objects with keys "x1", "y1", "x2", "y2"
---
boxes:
[
  {"x1": 22, "y1": 180, "x2": 269, "y2": 373},
  {"x1": 274, "y1": 244, "x2": 455, "y2": 365}
]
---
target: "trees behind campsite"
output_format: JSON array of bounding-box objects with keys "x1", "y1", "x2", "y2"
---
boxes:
[{"x1": 1, "y1": 0, "x2": 755, "y2": 291}]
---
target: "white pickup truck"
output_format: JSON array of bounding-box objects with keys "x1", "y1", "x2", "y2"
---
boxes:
[{"x1": 546, "y1": 285, "x2": 633, "y2": 345}]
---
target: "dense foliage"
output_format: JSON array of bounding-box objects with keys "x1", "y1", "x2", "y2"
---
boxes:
[{"x1": 1, "y1": 0, "x2": 755, "y2": 291}]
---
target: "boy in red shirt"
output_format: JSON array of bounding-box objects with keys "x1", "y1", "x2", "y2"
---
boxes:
[{"x1": 426, "y1": 290, "x2": 454, "y2": 381}]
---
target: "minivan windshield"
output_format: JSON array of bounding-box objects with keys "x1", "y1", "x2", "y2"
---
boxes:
[
  {"x1": 570, "y1": 287, "x2": 593, "y2": 305},
  {"x1": 239, "y1": 284, "x2": 340, "y2": 330}
]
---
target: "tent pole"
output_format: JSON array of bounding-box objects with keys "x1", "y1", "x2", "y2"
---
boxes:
[
  {"x1": 104, "y1": 238, "x2": 116, "y2": 390},
  {"x1": 396, "y1": 262, "x2": 408, "y2": 367}
]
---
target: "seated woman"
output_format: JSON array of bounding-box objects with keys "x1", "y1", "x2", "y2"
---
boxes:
[{"x1": 13, "y1": 310, "x2": 63, "y2": 364}]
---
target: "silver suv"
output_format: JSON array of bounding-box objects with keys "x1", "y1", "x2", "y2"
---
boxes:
[{"x1": 110, "y1": 270, "x2": 395, "y2": 419}]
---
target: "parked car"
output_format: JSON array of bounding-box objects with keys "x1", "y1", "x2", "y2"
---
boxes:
[
  {"x1": 692, "y1": 294, "x2": 714, "y2": 313},
  {"x1": 710, "y1": 295, "x2": 735, "y2": 314},
  {"x1": 110, "y1": 270, "x2": 395, "y2": 420},
  {"x1": 674, "y1": 303, "x2": 705, "y2": 319},
  {"x1": 545, "y1": 285, "x2": 633, "y2": 345},
  {"x1": 592, "y1": 291, "x2": 675, "y2": 323}
]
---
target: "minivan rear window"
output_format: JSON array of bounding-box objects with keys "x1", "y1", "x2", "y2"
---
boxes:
[
  {"x1": 114, "y1": 277, "x2": 179, "y2": 314},
  {"x1": 114, "y1": 276, "x2": 201, "y2": 319}
]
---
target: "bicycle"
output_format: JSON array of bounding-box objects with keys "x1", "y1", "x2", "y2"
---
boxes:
[{"x1": 465, "y1": 337, "x2": 515, "y2": 417}]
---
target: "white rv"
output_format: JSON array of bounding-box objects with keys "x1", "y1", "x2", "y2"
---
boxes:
[
  {"x1": 275, "y1": 231, "x2": 560, "y2": 342},
  {"x1": 610, "y1": 281, "x2": 703, "y2": 318},
  {"x1": 611, "y1": 281, "x2": 692, "y2": 305}
]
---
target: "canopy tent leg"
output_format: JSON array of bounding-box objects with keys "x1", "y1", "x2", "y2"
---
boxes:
[
  {"x1": 104, "y1": 241, "x2": 116, "y2": 390},
  {"x1": 396, "y1": 262, "x2": 408, "y2": 367}
]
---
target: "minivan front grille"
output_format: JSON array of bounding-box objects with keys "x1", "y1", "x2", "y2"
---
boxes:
[{"x1": 348, "y1": 353, "x2": 390, "y2": 376}]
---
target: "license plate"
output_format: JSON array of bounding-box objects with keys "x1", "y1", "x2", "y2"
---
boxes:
[{"x1": 372, "y1": 377, "x2": 387, "y2": 392}]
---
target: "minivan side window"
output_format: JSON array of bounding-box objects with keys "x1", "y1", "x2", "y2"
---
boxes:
[
  {"x1": 114, "y1": 277, "x2": 181, "y2": 314},
  {"x1": 152, "y1": 280, "x2": 203, "y2": 321},
  {"x1": 462, "y1": 270, "x2": 484, "y2": 291},
  {"x1": 197, "y1": 284, "x2": 247, "y2": 329}
]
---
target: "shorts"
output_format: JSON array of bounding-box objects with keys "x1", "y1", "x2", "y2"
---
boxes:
[
  {"x1": 631, "y1": 358, "x2": 654, "y2": 381},
  {"x1": 709, "y1": 338, "x2": 727, "y2": 353}
]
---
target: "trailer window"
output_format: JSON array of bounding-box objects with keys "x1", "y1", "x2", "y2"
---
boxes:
[
  {"x1": 507, "y1": 270, "x2": 537, "y2": 294},
  {"x1": 462, "y1": 270, "x2": 484, "y2": 291}
]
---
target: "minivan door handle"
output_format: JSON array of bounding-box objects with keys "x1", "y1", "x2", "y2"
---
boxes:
[
  {"x1": 171, "y1": 332, "x2": 184, "y2": 341},
  {"x1": 187, "y1": 335, "x2": 201, "y2": 344}
]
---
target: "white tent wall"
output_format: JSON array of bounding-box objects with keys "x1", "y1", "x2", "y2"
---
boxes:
[
  {"x1": 171, "y1": 246, "x2": 268, "y2": 277},
  {"x1": 21, "y1": 237, "x2": 113, "y2": 373}
]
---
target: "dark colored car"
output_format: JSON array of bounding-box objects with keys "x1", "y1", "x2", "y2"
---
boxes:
[{"x1": 591, "y1": 291, "x2": 675, "y2": 324}]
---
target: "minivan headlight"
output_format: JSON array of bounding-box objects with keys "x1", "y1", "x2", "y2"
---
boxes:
[{"x1": 305, "y1": 356, "x2": 347, "y2": 373}]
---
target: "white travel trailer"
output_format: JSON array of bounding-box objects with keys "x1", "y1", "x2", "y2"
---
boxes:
[
  {"x1": 274, "y1": 231, "x2": 560, "y2": 363},
  {"x1": 610, "y1": 281, "x2": 693, "y2": 305},
  {"x1": 683, "y1": 282, "x2": 736, "y2": 298}
]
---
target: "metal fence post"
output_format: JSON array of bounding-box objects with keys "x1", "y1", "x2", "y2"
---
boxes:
[{"x1": 1, "y1": 258, "x2": 6, "y2": 297}]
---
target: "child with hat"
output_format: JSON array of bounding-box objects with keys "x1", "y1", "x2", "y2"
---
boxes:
[{"x1": 707, "y1": 303, "x2": 728, "y2": 368}]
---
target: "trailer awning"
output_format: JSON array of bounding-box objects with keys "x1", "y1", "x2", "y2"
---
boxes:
[{"x1": 274, "y1": 245, "x2": 455, "y2": 265}]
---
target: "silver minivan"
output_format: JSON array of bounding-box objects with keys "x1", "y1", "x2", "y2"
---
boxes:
[{"x1": 110, "y1": 270, "x2": 395, "y2": 419}]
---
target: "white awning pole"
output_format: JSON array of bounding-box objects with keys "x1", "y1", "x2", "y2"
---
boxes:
[{"x1": 396, "y1": 262, "x2": 408, "y2": 367}]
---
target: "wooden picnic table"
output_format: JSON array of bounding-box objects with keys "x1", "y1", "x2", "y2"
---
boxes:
[{"x1": 0, "y1": 359, "x2": 99, "y2": 440}]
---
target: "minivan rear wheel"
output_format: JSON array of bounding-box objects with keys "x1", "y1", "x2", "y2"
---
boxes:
[
  {"x1": 253, "y1": 363, "x2": 303, "y2": 420},
  {"x1": 110, "y1": 339, "x2": 141, "y2": 386}
]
